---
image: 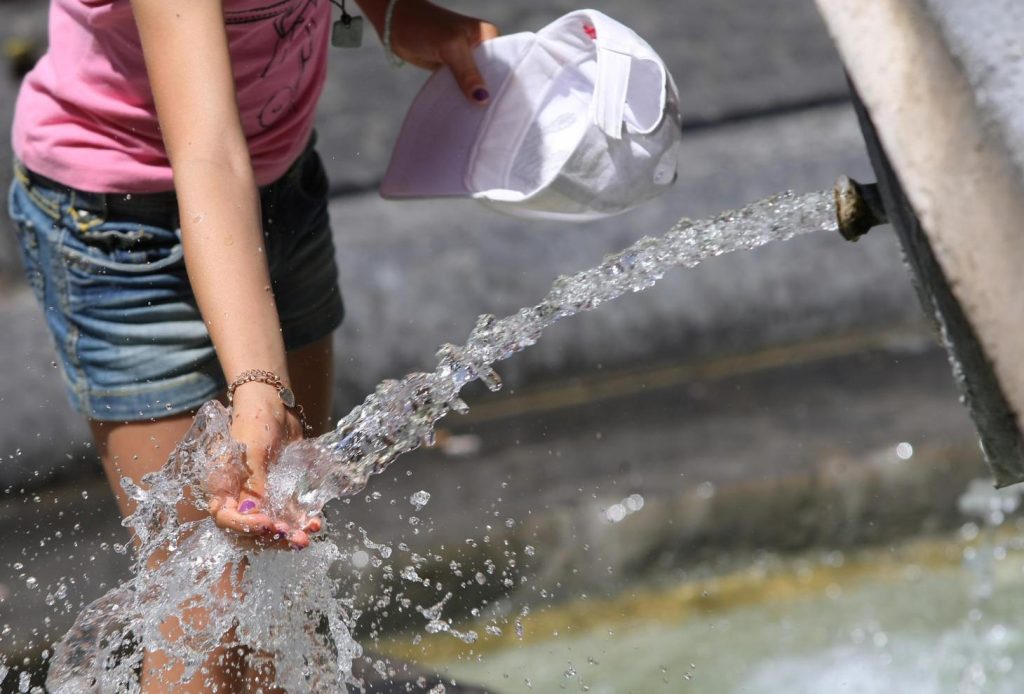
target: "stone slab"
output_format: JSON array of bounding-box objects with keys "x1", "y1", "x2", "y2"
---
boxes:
[
  {"x1": 816, "y1": 0, "x2": 1024, "y2": 485},
  {"x1": 924, "y1": 0, "x2": 1024, "y2": 188},
  {"x1": 0, "y1": 103, "x2": 924, "y2": 490},
  {"x1": 327, "y1": 103, "x2": 921, "y2": 408},
  {"x1": 0, "y1": 340, "x2": 985, "y2": 666}
]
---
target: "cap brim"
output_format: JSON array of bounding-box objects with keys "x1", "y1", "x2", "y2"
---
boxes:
[{"x1": 380, "y1": 33, "x2": 535, "y2": 200}]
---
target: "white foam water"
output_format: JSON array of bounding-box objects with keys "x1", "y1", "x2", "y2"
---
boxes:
[{"x1": 46, "y1": 190, "x2": 837, "y2": 691}]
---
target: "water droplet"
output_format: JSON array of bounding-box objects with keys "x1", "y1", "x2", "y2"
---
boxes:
[
  {"x1": 696, "y1": 481, "x2": 715, "y2": 499},
  {"x1": 409, "y1": 490, "x2": 431, "y2": 510},
  {"x1": 605, "y1": 504, "x2": 627, "y2": 523}
]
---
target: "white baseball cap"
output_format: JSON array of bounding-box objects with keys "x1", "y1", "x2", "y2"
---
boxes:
[{"x1": 380, "y1": 9, "x2": 683, "y2": 222}]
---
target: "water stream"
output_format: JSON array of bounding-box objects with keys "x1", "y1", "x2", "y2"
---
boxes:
[{"x1": 43, "y1": 190, "x2": 838, "y2": 691}]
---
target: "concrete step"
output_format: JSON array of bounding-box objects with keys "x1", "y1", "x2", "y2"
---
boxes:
[
  {"x1": 0, "y1": 334, "x2": 985, "y2": 671},
  {"x1": 326, "y1": 103, "x2": 922, "y2": 408},
  {"x1": 0, "y1": 103, "x2": 926, "y2": 491}
]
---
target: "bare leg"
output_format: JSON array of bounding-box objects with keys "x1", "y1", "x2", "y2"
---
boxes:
[
  {"x1": 92, "y1": 413, "x2": 245, "y2": 692},
  {"x1": 91, "y1": 335, "x2": 335, "y2": 692},
  {"x1": 93, "y1": 413, "x2": 197, "y2": 520},
  {"x1": 285, "y1": 334, "x2": 335, "y2": 438}
]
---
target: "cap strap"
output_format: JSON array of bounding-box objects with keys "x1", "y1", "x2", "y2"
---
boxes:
[
  {"x1": 584, "y1": 11, "x2": 646, "y2": 140},
  {"x1": 574, "y1": 10, "x2": 672, "y2": 138},
  {"x1": 591, "y1": 45, "x2": 631, "y2": 140}
]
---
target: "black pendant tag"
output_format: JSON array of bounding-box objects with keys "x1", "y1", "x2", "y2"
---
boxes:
[{"x1": 332, "y1": 14, "x2": 363, "y2": 48}]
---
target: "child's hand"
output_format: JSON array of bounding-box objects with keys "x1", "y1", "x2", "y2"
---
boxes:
[
  {"x1": 207, "y1": 383, "x2": 322, "y2": 549},
  {"x1": 387, "y1": 0, "x2": 499, "y2": 103}
]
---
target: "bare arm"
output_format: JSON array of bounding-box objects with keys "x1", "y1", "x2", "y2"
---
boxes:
[
  {"x1": 131, "y1": 0, "x2": 311, "y2": 546},
  {"x1": 131, "y1": 0, "x2": 496, "y2": 547}
]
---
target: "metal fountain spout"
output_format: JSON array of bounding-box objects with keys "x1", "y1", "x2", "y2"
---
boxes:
[{"x1": 833, "y1": 175, "x2": 887, "y2": 242}]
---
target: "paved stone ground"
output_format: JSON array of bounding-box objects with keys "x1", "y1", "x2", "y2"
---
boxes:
[{"x1": 0, "y1": 334, "x2": 987, "y2": 678}]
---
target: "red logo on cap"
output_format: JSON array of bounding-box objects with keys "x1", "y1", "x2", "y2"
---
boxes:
[{"x1": 583, "y1": 23, "x2": 597, "y2": 39}]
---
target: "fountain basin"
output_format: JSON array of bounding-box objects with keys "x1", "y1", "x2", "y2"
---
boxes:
[{"x1": 410, "y1": 528, "x2": 1024, "y2": 693}]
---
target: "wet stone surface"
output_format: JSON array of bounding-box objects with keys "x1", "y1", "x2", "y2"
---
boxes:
[{"x1": 0, "y1": 340, "x2": 986, "y2": 679}]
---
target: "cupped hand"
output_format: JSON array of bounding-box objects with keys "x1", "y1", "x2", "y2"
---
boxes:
[
  {"x1": 208, "y1": 382, "x2": 322, "y2": 549},
  {"x1": 387, "y1": 0, "x2": 499, "y2": 103}
]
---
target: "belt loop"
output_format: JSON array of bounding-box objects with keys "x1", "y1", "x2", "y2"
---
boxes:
[
  {"x1": 68, "y1": 190, "x2": 106, "y2": 232},
  {"x1": 68, "y1": 189, "x2": 78, "y2": 227},
  {"x1": 13, "y1": 160, "x2": 29, "y2": 186}
]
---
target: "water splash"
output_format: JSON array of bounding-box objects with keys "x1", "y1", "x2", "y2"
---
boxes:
[
  {"x1": 47, "y1": 403, "x2": 362, "y2": 692},
  {"x1": 46, "y1": 190, "x2": 836, "y2": 691},
  {"x1": 264, "y1": 189, "x2": 836, "y2": 526},
  {"x1": 955, "y1": 479, "x2": 1024, "y2": 693}
]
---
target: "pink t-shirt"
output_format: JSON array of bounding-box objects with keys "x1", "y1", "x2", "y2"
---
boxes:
[{"x1": 12, "y1": 0, "x2": 331, "y2": 193}]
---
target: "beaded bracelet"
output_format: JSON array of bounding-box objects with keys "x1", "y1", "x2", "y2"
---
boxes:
[
  {"x1": 227, "y1": 368, "x2": 309, "y2": 434},
  {"x1": 383, "y1": 0, "x2": 405, "y2": 67}
]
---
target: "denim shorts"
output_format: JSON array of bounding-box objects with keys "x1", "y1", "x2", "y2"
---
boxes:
[{"x1": 7, "y1": 143, "x2": 344, "y2": 422}]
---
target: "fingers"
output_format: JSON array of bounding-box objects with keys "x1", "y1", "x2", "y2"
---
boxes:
[
  {"x1": 440, "y1": 21, "x2": 500, "y2": 104},
  {"x1": 241, "y1": 445, "x2": 269, "y2": 499},
  {"x1": 229, "y1": 382, "x2": 304, "y2": 498},
  {"x1": 288, "y1": 529, "x2": 310, "y2": 548},
  {"x1": 212, "y1": 495, "x2": 275, "y2": 535},
  {"x1": 210, "y1": 495, "x2": 320, "y2": 550},
  {"x1": 474, "y1": 20, "x2": 500, "y2": 44}
]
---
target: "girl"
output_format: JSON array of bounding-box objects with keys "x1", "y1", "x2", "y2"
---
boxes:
[{"x1": 8, "y1": 0, "x2": 497, "y2": 689}]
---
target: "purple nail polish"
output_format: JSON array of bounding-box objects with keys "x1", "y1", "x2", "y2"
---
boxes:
[
  {"x1": 473, "y1": 88, "x2": 490, "y2": 102},
  {"x1": 238, "y1": 499, "x2": 257, "y2": 514}
]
